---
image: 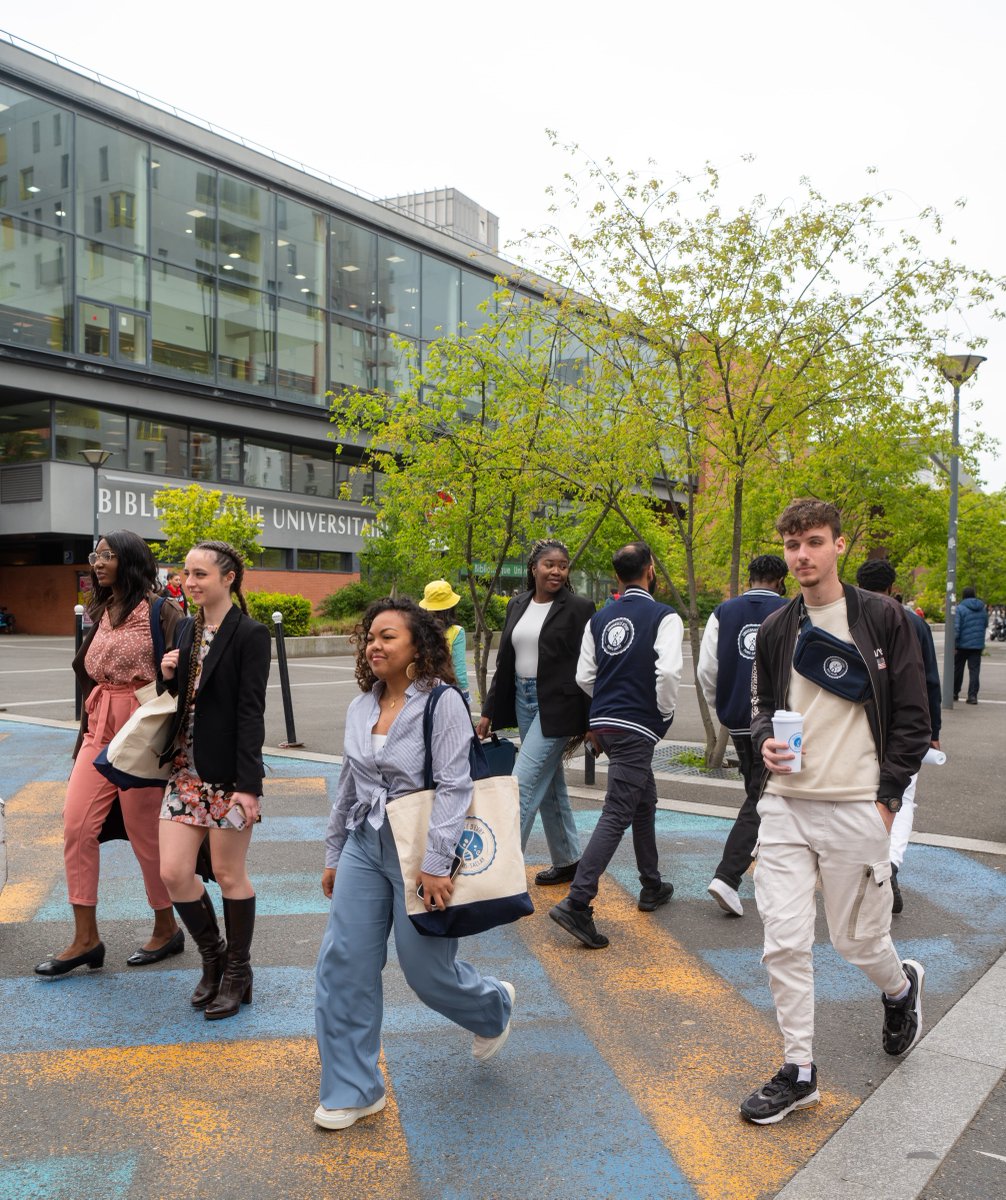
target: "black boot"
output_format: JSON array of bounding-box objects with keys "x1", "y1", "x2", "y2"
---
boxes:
[
  {"x1": 173, "y1": 891, "x2": 226, "y2": 1009},
  {"x1": 205, "y1": 896, "x2": 255, "y2": 1021}
]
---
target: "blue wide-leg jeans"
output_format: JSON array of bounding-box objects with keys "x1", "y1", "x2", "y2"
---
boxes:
[
  {"x1": 513, "y1": 675, "x2": 581, "y2": 867},
  {"x1": 315, "y1": 819, "x2": 512, "y2": 1110}
]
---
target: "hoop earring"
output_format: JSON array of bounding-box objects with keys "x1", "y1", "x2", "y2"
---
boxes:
[{"x1": 406, "y1": 661, "x2": 417, "y2": 682}]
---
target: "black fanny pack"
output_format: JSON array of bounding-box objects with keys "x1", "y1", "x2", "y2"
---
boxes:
[{"x1": 793, "y1": 618, "x2": 871, "y2": 703}]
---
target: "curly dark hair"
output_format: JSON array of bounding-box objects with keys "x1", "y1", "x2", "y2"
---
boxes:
[
  {"x1": 352, "y1": 598, "x2": 457, "y2": 693},
  {"x1": 775, "y1": 499, "x2": 841, "y2": 539},
  {"x1": 524, "y1": 538, "x2": 573, "y2": 592},
  {"x1": 88, "y1": 529, "x2": 158, "y2": 625}
]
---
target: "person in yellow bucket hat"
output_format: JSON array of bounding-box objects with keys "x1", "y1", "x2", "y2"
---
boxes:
[{"x1": 419, "y1": 580, "x2": 470, "y2": 704}]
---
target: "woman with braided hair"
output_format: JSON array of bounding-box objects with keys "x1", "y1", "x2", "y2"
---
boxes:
[
  {"x1": 476, "y1": 539, "x2": 594, "y2": 884},
  {"x1": 157, "y1": 540, "x2": 271, "y2": 1020}
]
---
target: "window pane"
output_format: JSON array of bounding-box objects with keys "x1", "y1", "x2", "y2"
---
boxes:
[
  {"x1": 277, "y1": 197, "x2": 325, "y2": 301},
  {"x1": 375, "y1": 331, "x2": 417, "y2": 395},
  {"x1": 330, "y1": 218, "x2": 376, "y2": 319},
  {"x1": 128, "y1": 416, "x2": 188, "y2": 476},
  {"x1": 422, "y1": 256, "x2": 460, "y2": 340},
  {"x1": 78, "y1": 300, "x2": 111, "y2": 357},
  {"x1": 329, "y1": 316, "x2": 377, "y2": 390},
  {"x1": 296, "y1": 549, "x2": 320, "y2": 569},
  {"x1": 220, "y1": 435, "x2": 242, "y2": 482},
  {"x1": 150, "y1": 147, "x2": 216, "y2": 270},
  {"x1": 292, "y1": 444, "x2": 334, "y2": 497},
  {"x1": 243, "y1": 437, "x2": 289, "y2": 490},
  {"x1": 151, "y1": 262, "x2": 214, "y2": 377},
  {"x1": 378, "y1": 238, "x2": 420, "y2": 334},
  {"x1": 253, "y1": 547, "x2": 287, "y2": 568},
  {"x1": 461, "y1": 270, "x2": 496, "y2": 331},
  {"x1": 218, "y1": 171, "x2": 273, "y2": 289},
  {"x1": 276, "y1": 301, "x2": 325, "y2": 404},
  {"x1": 319, "y1": 551, "x2": 353, "y2": 571},
  {"x1": 53, "y1": 402, "x2": 127, "y2": 466},
  {"x1": 0, "y1": 83, "x2": 72, "y2": 229},
  {"x1": 0, "y1": 217, "x2": 71, "y2": 350},
  {"x1": 218, "y1": 282, "x2": 275, "y2": 391},
  {"x1": 75, "y1": 117, "x2": 148, "y2": 252},
  {"x1": 116, "y1": 311, "x2": 148, "y2": 364},
  {"x1": 0, "y1": 398, "x2": 51, "y2": 464},
  {"x1": 77, "y1": 241, "x2": 147, "y2": 308},
  {"x1": 187, "y1": 427, "x2": 219, "y2": 481}
]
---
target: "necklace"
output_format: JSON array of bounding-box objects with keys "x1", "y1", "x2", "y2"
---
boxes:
[{"x1": 385, "y1": 692, "x2": 406, "y2": 710}]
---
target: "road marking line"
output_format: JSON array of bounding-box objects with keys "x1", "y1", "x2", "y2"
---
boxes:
[{"x1": 0, "y1": 781, "x2": 66, "y2": 924}]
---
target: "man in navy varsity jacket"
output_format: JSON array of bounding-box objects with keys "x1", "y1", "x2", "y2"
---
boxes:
[
  {"x1": 549, "y1": 542, "x2": 683, "y2": 949},
  {"x1": 697, "y1": 555, "x2": 788, "y2": 917}
]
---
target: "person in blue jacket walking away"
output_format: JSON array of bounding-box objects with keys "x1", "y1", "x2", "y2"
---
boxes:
[{"x1": 953, "y1": 586, "x2": 988, "y2": 704}]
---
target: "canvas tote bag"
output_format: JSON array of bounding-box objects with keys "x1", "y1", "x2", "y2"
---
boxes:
[{"x1": 385, "y1": 685, "x2": 534, "y2": 938}]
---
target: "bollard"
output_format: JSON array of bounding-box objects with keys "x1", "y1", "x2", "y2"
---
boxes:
[
  {"x1": 272, "y1": 611, "x2": 304, "y2": 749},
  {"x1": 584, "y1": 740, "x2": 596, "y2": 786},
  {"x1": 74, "y1": 604, "x2": 85, "y2": 721}
]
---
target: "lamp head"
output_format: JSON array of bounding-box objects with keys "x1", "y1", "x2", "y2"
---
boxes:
[
  {"x1": 79, "y1": 448, "x2": 112, "y2": 468},
  {"x1": 938, "y1": 353, "x2": 987, "y2": 386}
]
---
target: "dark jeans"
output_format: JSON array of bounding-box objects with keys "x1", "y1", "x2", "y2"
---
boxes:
[
  {"x1": 568, "y1": 732, "x2": 661, "y2": 907},
  {"x1": 954, "y1": 648, "x2": 982, "y2": 700},
  {"x1": 713, "y1": 733, "x2": 766, "y2": 892}
]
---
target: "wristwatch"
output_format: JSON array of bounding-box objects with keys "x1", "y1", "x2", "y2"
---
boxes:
[{"x1": 878, "y1": 795, "x2": 903, "y2": 814}]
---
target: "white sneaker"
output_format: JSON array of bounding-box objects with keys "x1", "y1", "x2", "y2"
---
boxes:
[
  {"x1": 313, "y1": 1094, "x2": 386, "y2": 1130},
  {"x1": 472, "y1": 981, "x2": 515, "y2": 1062},
  {"x1": 708, "y1": 878, "x2": 744, "y2": 917}
]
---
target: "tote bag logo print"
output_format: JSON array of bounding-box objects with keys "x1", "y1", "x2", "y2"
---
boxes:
[{"x1": 457, "y1": 818, "x2": 497, "y2": 876}]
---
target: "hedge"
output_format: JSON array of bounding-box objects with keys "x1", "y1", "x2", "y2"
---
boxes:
[{"x1": 246, "y1": 591, "x2": 313, "y2": 637}]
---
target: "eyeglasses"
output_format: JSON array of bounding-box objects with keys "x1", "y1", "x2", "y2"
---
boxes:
[{"x1": 87, "y1": 551, "x2": 117, "y2": 565}]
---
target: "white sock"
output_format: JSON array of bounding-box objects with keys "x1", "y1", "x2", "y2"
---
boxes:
[
  {"x1": 796, "y1": 1064, "x2": 813, "y2": 1083},
  {"x1": 887, "y1": 978, "x2": 911, "y2": 1002}
]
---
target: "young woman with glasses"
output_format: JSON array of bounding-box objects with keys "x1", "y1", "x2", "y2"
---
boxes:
[{"x1": 35, "y1": 530, "x2": 184, "y2": 977}]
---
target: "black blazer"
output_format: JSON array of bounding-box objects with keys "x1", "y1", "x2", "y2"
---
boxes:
[
  {"x1": 481, "y1": 588, "x2": 595, "y2": 738},
  {"x1": 161, "y1": 606, "x2": 272, "y2": 794}
]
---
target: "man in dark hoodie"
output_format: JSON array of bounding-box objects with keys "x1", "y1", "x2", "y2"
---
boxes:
[{"x1": 953, "y1": 586, "x2": 988, "y2": 704}]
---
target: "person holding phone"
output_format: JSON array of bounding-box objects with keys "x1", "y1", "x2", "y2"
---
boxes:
[
  {"x1": 315, "y1": 598, "x2": 514, "y2": 1131},
  {"x1": 157, "y1": 541, "x2": 271, "y2": 1021}
]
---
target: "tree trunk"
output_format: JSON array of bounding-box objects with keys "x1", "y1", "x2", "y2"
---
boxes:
[
  {"x1": 707, "y1": 722, "x2": 731, "y2": 769},
  {"x1": 729, "y1": 473, "x2": 744, "y2": 599}
]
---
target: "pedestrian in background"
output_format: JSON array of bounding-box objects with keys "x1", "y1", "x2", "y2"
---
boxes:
[
  {"x1": 953, "y1": 586, "x2": 988, "y2": 704},
  {"x1": 35, "y1": 530, "x2": 183, "y2": 978},
  {"x1": 476, "y1": 539, "x2": 594, "y2": 885},
  {"x1": 697, "y1": 554, "x2": 788, "y2": 917},
  {"x1": 419, "y1": 579, "x2": 470, "y2": 703},
  {"x1": 161, "y1": 570, "x2": 188, "y2": 615},
  {"x1": 315, "y1": 598, "x2": 514, "y2": 1131},
  {"x1": 158, "y1": 541, "x2": 271, "y2": 1020}
]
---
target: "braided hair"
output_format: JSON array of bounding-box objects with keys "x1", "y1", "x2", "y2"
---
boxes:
[
  {"x1": 525, "y1": 538, "x2": 573, "y2": 593},
  {"x1": 192, "y1": 540, "x2": 249, "y2": 614}
]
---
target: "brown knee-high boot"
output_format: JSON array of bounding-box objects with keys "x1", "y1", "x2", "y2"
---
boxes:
[
  {"x1": 173, "y1": 891, "x2": 226, "y2": 1009},
  {"x1": 205, "y1": 895, "x2": 254, "y2": 1020}
]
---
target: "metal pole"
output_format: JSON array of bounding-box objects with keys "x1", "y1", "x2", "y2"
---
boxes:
[
  {"x1": 91, "y1": 466, "x2": 100, "y2": 547},
  {"x1": 74, "y1": 604, "x2": 85, "y2": 721},
  {"x1": 272, "y1": 611, "x2": 304, "y2": 748},
  {"x1": 941, "y1": 381, "x2": 961, "y2": 711}
]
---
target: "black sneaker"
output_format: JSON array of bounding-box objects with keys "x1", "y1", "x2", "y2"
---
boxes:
[
  {"x1": 890, "y1": 864, "x2": 903, "y2": 915},
  {"x1": 535, "y1": 862, "x2": 579, "y2": 885},
  {"x1": 882, "y1": 959, "x2": 924, "y2": 1055},
  {"x1": 740, "y1": 1064, "x2": 820, "y2": 1125},
  {"x1": 638, "y1": 881, "x2": 674, "y2": 912},
  {"x1": 549, "y1": 898, "x2": 609, "y2": 949}
]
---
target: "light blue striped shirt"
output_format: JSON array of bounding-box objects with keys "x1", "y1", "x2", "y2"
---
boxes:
[{"x1": 325, "y1": 680, "x2": 474, "y2": 875}]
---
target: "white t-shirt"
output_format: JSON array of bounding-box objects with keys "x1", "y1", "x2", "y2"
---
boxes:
[{"x1": 511, "y1": 600, "x2": 554, "y2": 678}]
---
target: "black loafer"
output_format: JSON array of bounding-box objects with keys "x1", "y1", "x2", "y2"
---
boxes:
[
  {"x1": 534, "y1": 862, "x2": 580, "y2": 886},
  {"x1": 35, "y1": 941, "x2": 106, "y2": 977},
  {"x1": 126, "y1": 928, "x2": 185, "y2": 967}
]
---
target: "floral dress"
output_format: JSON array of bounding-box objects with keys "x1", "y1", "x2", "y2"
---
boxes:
[{"x1": 161, "y1": 624, "x2": 250, "y2": 828}]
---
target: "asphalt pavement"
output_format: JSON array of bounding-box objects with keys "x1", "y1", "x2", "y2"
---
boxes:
[{"x1": 1, "y1": 633, "x2": 1004, "y2": 1198}]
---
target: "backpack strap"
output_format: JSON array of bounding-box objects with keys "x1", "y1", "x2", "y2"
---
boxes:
[
  {"x1": 422, "y1": 683, "x2": 490, "y2": 790},
  {"x1": 148, "y1": 596, "x2": 167, "y2": 663}
]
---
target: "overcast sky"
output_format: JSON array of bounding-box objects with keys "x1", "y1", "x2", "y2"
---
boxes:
[{"x1": 5, "y1": 0, "x2": 1004, "y2": 487}]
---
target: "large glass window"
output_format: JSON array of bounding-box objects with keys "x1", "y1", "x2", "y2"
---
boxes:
[
  {"x1": 186, "y1": 427, "x2": 219, "y2": 481},
  {"x1": 277, "y1": 198, "x2": 325, "y2": 302},
  {"x1": 330, "y1": 316, "x2": 377, "y2": 390},
  {"x1": 0, "y1": 217, "x2": 71, "y2": 350},
  {"x1": 291, "y1": 445, "x2": 334, "y2": 497},
  {"x1": 150, "y1": 147, "x2": 216, "y2": 271},
  {"x1": 422, "y1": 256, "x2": 460, "y2": 340},
  {"x1": 151, "y1": 262, "x2": 214, "y2": 377},
  {"x1": 76, "y1": 117, "x2": 148, "y2": 252},
  {"x1": 276, "y1": 301, "x2": 325, "y2": 404},
  {"x1": 0, "y1": 398, "x2": 51, "y2": 464},
  {"x1": 461, "y1": 270, "x2": 496, "y2": 331},
  {"x1": 53, "y1": 401, "x2": 127, "y2": 467},
  {"x1": 0, "y1": 83, "x2": 72, "y2": 229},
  {"x1": 243, "y1": 437, "x2": 290, "y2": 490},
  {"x1": 220, "y1": 434, "x2": 242, "y2": 482},
  {"x1": 375, "y1": 331, "x2": 417, "y2": 395},
  {"x1": 330, "y1": 218, "x2": 376, "y2": 319},
  {"x1": 378, "y1": 238, "x2": 420, "y2": 335},
  {"x1": 218, "y1": 171, "x2": 273, "y2": 289},
  {"x1": 218, "y1": 282, "x2": 274, "y2": 391},
  {"x1": 77, "y1": 241, "x2": 147, "y2": 308},
  {"x1": 128, "y1": 416, "x2": 188, "y2": 476}
]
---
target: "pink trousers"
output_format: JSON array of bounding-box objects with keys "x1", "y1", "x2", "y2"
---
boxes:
[{"x1": 63, "y1": 682, "x2": 172, "y2": 910}]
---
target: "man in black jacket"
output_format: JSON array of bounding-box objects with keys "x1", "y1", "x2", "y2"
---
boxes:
[{"x1": 740, "y1": 500, "x2": 931, "y2": 1126}]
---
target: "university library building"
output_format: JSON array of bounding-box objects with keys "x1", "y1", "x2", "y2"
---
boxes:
[{"x1": 0, "y1": 37, "x2": 520, "y2": 632}]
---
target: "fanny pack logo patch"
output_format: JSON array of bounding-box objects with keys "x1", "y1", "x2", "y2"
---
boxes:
[{"x1": 824, "y1": 655, "x2": 849, "y2": 678}]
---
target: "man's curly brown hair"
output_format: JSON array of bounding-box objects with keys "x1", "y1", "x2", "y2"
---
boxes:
[
  {"x1": 775, "y1": 498, "x2": 842, "y2": 540},
  {"x1": 352, "y1": 598, "x2": 458, "y2": 693}
]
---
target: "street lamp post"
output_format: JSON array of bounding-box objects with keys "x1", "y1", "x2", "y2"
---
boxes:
[
  {"x1": 938, "y1": 353, "x2": 986, "y2": 711},
  {"x1": 79, "y1": 448, "x2": 112, "y2": 548}
]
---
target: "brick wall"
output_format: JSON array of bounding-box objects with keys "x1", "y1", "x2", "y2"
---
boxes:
[{"x1": 244, "y1": 570, "x2": 359, "y2": 612}]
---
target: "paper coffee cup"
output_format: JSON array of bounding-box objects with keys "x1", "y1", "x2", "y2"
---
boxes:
[
  {"x1": 772, "y1": 709, "x2": 804, "y2": 773},
  {"x1": 922, "y1": 747, "x2": 946, "y2": 766}
]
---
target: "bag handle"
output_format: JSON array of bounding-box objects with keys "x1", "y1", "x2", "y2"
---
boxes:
[
  {"x1": 149, "y1": 595, "x2": 167, "y2": 663},
  {"x1": 422, "y1": 684, "x2": 491, "y2": 789}
]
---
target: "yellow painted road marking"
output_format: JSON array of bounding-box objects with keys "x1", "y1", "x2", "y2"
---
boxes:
[
  {"x1": 0, "y1": 781, "x2": 65, "y2": 924},
  {"x1": 521, "y1": 872, "x2": 859, "y2": 1200}
]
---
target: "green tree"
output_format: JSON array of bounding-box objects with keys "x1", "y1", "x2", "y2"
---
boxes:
[{"x1": 151, "y1": 483, "x2": 263, "y2": 565}]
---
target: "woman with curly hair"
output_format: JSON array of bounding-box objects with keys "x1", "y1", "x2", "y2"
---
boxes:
[
  {"x1": 314, "y1": 598, "x2": 515, "y2": 1131},
  {"x1": 157, "y1": 541, "x2": 271, "y2": 1020},
  {"x1": 35, "y1": 529, "x2": 183, "y2": 978}
]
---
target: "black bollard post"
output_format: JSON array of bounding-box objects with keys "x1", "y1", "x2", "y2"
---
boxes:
[
  {"x1": 272, "y1": 611, "x2": 304, "y2": 749},
  {"x1": 74, "y1": 604, "x2": 85, "y2": 721},
  {"x1": 584, "y1": 741, "x2": 596, "y2": 786}
]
